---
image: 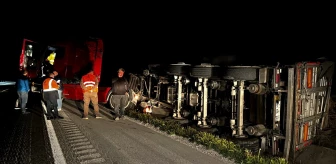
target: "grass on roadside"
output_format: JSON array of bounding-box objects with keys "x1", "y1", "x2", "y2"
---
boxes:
[{"x1": 126, "y1": 111, "x2": 288, "y2": 164}]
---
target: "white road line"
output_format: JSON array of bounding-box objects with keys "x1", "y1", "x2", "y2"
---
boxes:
[{"x1": 44, "y1": 113, "x2": 67, "y2": 164}]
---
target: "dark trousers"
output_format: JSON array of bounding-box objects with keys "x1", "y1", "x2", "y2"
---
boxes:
[
  {"x1": 46, "y1": 98, "x2": 58, "y2": 117},
  {"x1": 43, "y1": 90, "x2": 59, "y2": 117},
  {"x1": 112, "y1": 95, "x2": 127, "y2": 117}
]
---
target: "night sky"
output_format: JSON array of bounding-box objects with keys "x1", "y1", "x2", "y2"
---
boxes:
[{"x1": 1, "y1": 11, "x2": 334, "y2": 82}]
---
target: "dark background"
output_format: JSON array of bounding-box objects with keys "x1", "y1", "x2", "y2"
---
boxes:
[{"x1": 1, "y1": 8, "x2": 334, "y2": 82}]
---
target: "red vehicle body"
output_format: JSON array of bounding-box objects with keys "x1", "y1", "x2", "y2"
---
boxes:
[{"x1": 19, "y1": 37, "x2": 113, "y2": 106}]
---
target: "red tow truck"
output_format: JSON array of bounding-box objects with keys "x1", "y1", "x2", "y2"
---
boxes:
[{"x1": 19, "y1": 37, "x2": 126, "y2": 108}]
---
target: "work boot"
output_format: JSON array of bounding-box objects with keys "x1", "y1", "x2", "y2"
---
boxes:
[
  {"x1": 46, "y1": 116, "x2": 54, "y2": 120},
  {"x1": 22, "y1": 111, "x2": 30, "y2": 114},
  {"x1": 56, "y1": 116, "x2": 64, "y2": 119},
  {"x1": 82, "y1": 114, "x2": 89, "y2": 119}
]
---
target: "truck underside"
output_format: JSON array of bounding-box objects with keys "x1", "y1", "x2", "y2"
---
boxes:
[
  {"x1": 19, "y1": 38, "x2": 335, "y2": 160},
  {"x1": 128, "y1": 61, "x2": 334, "y2": 160}
]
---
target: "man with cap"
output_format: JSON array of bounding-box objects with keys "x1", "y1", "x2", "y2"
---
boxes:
[{"x1": 111, "y1": 68, "x2": 129, "y2": 120}]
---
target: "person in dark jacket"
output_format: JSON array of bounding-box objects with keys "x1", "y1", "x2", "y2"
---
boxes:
[
  {"x1": 17, "y1": 70, "x2": 30, "y2": 114},
  {"x1": 111, "y1": 68, "x2": 129, "y2": 120}
]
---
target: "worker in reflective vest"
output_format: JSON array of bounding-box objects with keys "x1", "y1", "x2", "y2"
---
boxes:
[
  {"x1": 80, "y1": 70, "x2": 101, "y2": 119},
  {"x1": 43, "y1": 72, "x2": 63, "y2": 120}
]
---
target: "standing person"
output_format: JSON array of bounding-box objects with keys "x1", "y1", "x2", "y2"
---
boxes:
[
  {"x1": 53, "y1": 71, "x2": 63, "y2": 111},
  {"x1": 15, "y1": 66, "x2": 24, "y2": 110},
  {"x1": 42, "y1": 72, "x2": 63, "y2": 120},
  {"x1": 17, "y1": 70, "x2": 30, "y2": 114},
  {"x1": 111, "y1": 68, "x2": 129, "y2": 120},
  {"x1": 80, "y1": 70, "x2": 102, "y2": 119}
]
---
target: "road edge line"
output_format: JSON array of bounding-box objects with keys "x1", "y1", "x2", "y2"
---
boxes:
[{"x1": 42, "y1": 101, "x2": 67, "y2": 164}]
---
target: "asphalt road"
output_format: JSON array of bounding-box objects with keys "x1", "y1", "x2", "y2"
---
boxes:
[
  {"x1": 0, "y1": 89, "x2": 54, "y2": 164},
  {"x1": 0, "y1": 87, "x2": 233, "y2": 164},
  {"x1": 53, "y1": 100, "x2": 234, "y2": 164}
]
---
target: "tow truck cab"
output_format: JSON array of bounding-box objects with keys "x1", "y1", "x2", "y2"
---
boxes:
[{"x1": 20, "y1": 38, "x2": 111, "y2": 104}]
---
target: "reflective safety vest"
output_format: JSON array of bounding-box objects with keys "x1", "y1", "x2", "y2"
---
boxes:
[
  {"x1": 43, "y1": 77, "x2": 59, "y2": 92},
  {"x1": 47, "y1": 52, "x2": 56, "y2": 65},
  {"x1": 82, "y1": 74, "x2": 98, "y2": 93}
]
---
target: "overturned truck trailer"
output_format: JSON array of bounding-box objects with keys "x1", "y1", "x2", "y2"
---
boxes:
[{"x1": 132, "y1": 60, "x2": 334, "y2": 161}]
